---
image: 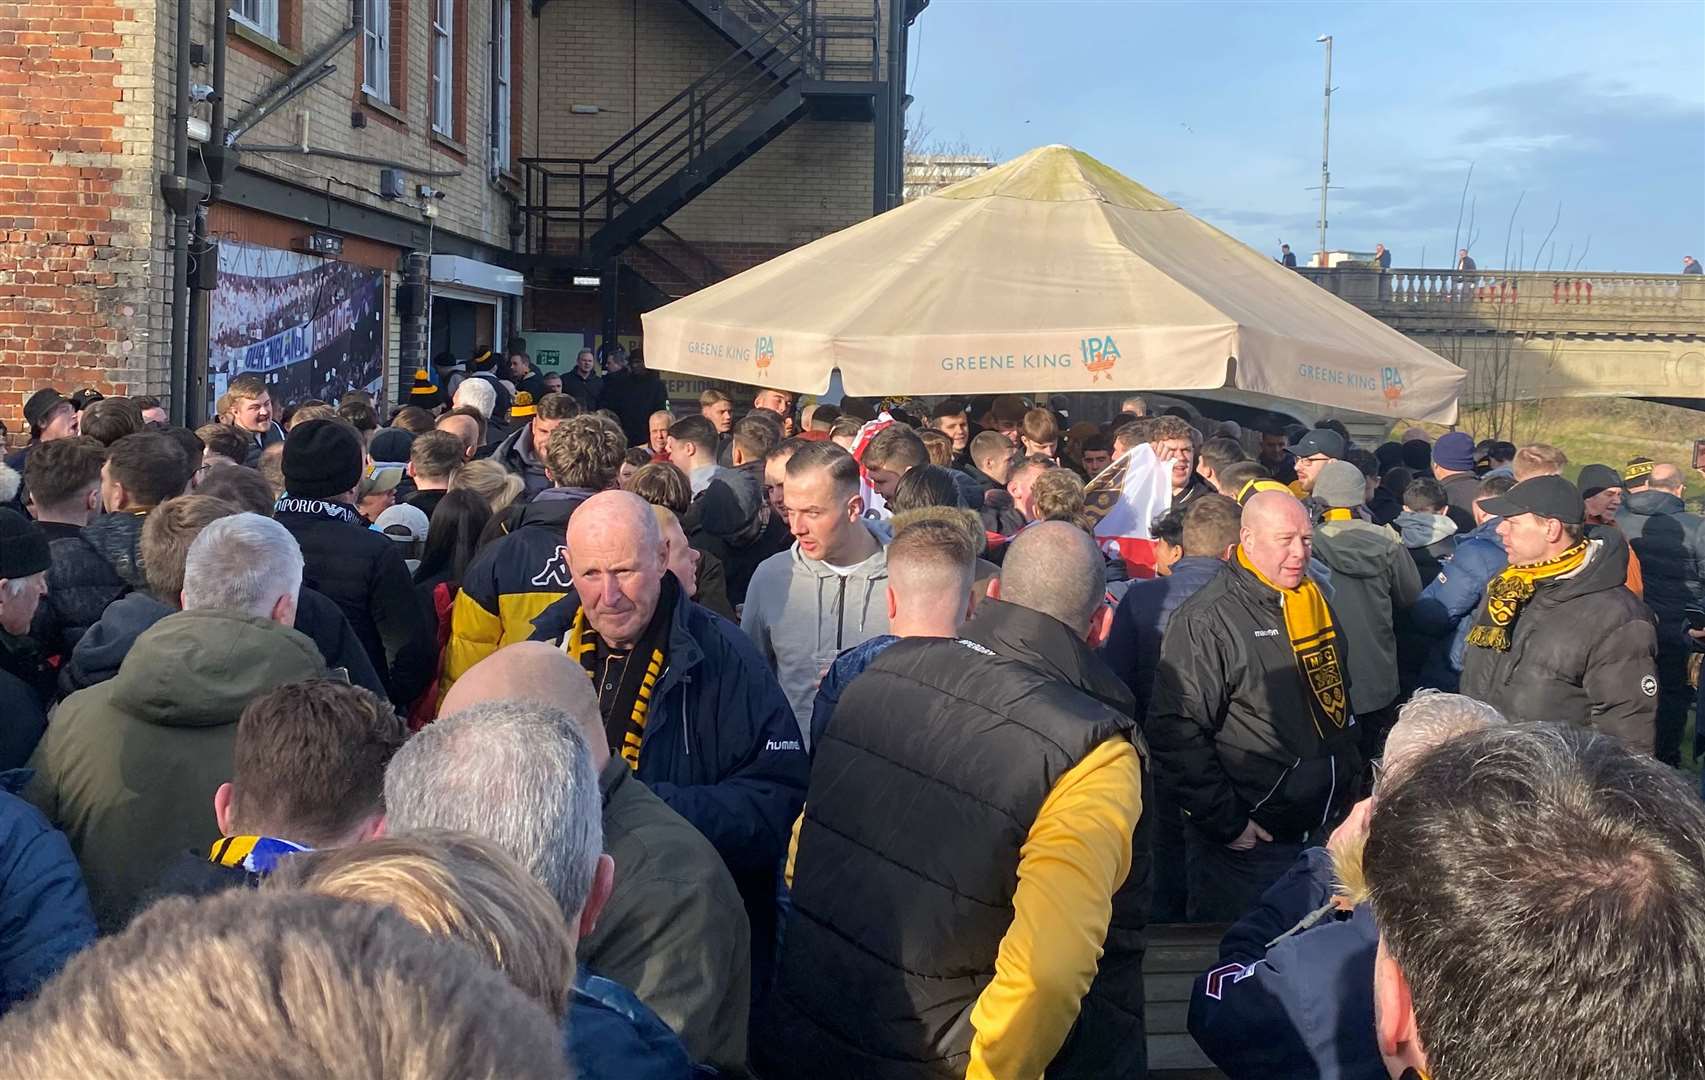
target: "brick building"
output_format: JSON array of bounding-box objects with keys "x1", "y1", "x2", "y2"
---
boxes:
[{"x1": 0, "y1": 0, "x2": 922, "y2": 433}]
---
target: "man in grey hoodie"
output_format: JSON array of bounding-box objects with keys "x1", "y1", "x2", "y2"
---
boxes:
[
  {"x1": 742, "y1": 441, "x2": 889, "y2": 747},
  {"x1": 1309, "y1": 461, "x2": 1421, "y2": 758},
  {"x1": 1392, "y1": 475, "x2": 1459, "y2": 584}
]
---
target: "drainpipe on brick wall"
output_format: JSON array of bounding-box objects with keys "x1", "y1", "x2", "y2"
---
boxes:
[
  {"x1": 399, "y1": 252, "x2": 430, "y2": 384},
  {"x1": 162, "y1": 0, "x2": 198, "y2": 426},
  {"x1": 186, "y1": 6, "x2": 234, "y2": 424}
]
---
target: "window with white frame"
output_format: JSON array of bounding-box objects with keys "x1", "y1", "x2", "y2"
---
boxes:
[
  {"x1": 491, "y1": 0, "x2": 512, "y2": 173},
  {"x1": 431, "y1": 0, "x2": 455, "y2": 137},
  {"x1": 362, "y1": 0, "x2": 391, "y2": 102},
  {"x1": 229, "y1": 0, "x2": 279, "y2": 40}
]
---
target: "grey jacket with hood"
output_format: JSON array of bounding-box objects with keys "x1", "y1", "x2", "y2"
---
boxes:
[
  {"x1": 741, "y1": 523, "x2": 890, "y2": 746},
  {"x1": 1392, "y1": 510, "x2": 1459, "y2": 583},
  {"x1": 1311, "y1": 518, "x2": 1422, "y2": 713}
]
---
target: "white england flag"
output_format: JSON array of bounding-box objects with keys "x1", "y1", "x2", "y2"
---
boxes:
[{"x1": 1084, "y1": 444, "x2": 1174, "y2": 576}]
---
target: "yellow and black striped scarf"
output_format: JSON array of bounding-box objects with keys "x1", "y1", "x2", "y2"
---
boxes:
[
  {"x1": 1467, "y1": 540, "x2": 1587, "y2": 652},
  {"x1": 565, "y1": 579, "x2": 675, "y2": 770},
  {"x1": 1238, "y1": 546, "x2": 1350, "y2": 737}
]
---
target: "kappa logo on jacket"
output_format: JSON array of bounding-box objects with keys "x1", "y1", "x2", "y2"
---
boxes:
[
  {"x1": 532, "y1": 546, "x2": 572, "y2": 588},
  {"x1": 1202, "y1": 962, "x2": 1256, "y2": 1001}
]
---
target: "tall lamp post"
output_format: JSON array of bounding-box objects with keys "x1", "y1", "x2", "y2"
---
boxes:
[{"x1": 1315, "y1": 34, "x2": 1333, "y2": 268}]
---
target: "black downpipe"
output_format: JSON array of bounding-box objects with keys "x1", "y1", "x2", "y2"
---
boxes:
[
  {"x1": 887, "y1": 0, "x2": 906, "y2": 210},
  {"x1": 164, "y1": 0, "x2": 194, "y2": 425},
  {"x1": 186, "y1": 7, "x2": 233, "y2": 424},
  {"x1": 399, "y1": 253, "x2": 430, "y2": 388}
]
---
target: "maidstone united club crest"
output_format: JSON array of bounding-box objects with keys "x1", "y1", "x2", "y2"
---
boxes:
[{"x1": 1301, "y1": 641, "x2": 1349, "y2": 729}]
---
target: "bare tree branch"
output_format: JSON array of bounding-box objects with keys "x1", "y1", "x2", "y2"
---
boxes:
[{"x1": 1451, "y1": 163, "x2": 1474, "y2": 267}]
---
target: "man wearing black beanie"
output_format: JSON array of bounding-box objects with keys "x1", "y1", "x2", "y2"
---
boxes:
[{"x1": 272, "y1": 420, "x2": 433, "y2": 708}]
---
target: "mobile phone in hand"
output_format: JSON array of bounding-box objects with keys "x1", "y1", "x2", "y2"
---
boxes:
[{"x1": 1692, "y1": 438, "x2": 1705, "y2": 471}]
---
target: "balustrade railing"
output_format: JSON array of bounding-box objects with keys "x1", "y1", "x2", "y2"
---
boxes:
[{"x1": 1382, "y1": 269, "x2": 1692, "y2": 307}]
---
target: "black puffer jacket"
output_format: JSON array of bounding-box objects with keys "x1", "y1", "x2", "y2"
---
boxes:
[
  {"x1": 761, "y1": 599, "x2": 1150, "y2": 1080},
  {"x1": 1148, "y1": 559, "x2": 1362, "y2": 844},
  {"x1": 562, "y1": 369, "x2": 604, "y2": 410},
  {"x1": 1459, "y1": 532, "x2": 1657, "y2": 753},
  {"x1": 603, "y1": 369, "x2": 670, "y2": 446},
  {"x1": 31, "y1": 511, "x2": 147, "y2": 657},
  {"x1": 274, "y1": 498, "x2": 435, "y2": 706},
  {"x1": 683, "y1": 463, "x2": 791, "y2": 606},
  {"x1": 1616, "y1": 489, "x2": 1705, "y2": 651}
]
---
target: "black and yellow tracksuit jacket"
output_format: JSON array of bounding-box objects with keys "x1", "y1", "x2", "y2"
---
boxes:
[{"x1": 438, "y1": 487, "x2": 593, "y2": 697}]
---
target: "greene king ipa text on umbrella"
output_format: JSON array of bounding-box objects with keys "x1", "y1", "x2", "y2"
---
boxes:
[{"x1": 942, "y1": 336, "x2": 1121, "y2": 371}]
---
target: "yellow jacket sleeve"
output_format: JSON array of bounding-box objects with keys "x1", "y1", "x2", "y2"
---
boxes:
[
  {"x1": 965, "y1": 738, "x2": 1143, "y2": 1080},
  {"x1": 438, "y1": 587, "x2": 503, "y2": 701},
  {"x1": 786, "y1": 809, "x2": 804, "y2": 890}
]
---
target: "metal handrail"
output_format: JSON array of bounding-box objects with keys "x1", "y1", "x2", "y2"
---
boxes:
[
  {"x1": 517, "y1": 0, "x2": 878, "y2": 258},
  {"x1": 596, "y1": 0, "x2": 813, "y2": 163}
]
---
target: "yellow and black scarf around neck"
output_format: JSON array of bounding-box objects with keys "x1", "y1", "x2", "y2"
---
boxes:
[
  {"x1": 1238, "y1": 546, "x2": 1350, "y2": 737},
  {"x1": 564, "y1": 576, "x2": 676, "y2": 769},
  {"x1": 1467, "y1": 540, "x2": 1588, "y2": 652}
]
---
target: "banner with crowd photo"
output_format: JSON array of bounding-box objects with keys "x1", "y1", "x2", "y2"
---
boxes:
[{"x1": 207, "y1": 241, "x2": 387, "y2": 418}]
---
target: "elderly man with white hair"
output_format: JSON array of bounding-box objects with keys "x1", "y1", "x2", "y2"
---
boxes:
[
  {"x1": 1188, "y1": 692, "x2": 1505, "y2": 1080},
  {"x1": 25, "y1": 513, "x2": 328, "y2": 931},
  {"x1": 528, "y1": 489, "x2": 806, "y2": 991},
  {"x1": 432, "y1": 642, "x2": 752, "y2": 1072},
  {"x1": 384, "y1": 695, "x2": 703, "y2": 1079}
]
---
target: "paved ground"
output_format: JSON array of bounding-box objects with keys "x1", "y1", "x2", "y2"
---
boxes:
[{"x1": 1147, "y1": 923, "x2": 1228, "y2": 1079}]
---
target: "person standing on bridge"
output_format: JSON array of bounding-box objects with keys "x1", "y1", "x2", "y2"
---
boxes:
[
  {"x1": 1373, "y1": 243, "x2": 1391, "y2": 269},
  {"x1": 1682, "y1": 255, "x2": 1702, "y2": 275},
  {"x1": 1456, "y1": 248, "x2": 1477, "y2": 272}
]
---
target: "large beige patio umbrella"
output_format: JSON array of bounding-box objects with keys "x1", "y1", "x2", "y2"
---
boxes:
[{"x1": 642, "y1": 145, "x2": 1466, "y2": 422}]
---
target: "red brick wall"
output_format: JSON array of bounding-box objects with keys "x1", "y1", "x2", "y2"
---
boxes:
[{"x1": 0, "y1": 3, "x2": 160, "y2": 443}]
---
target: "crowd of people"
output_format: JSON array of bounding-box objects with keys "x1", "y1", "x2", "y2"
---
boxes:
[{"x1": 0, "y1": 352, "x2": 1701, "y2": 1080}]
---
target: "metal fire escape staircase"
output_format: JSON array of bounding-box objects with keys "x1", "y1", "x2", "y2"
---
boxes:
[{"x1": 521, "y1": 0, "x2": 881, "y2": 302}]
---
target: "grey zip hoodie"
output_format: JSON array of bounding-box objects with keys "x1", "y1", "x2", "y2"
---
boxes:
[
  {"x1": 741, "y1": 522, "x2": 890, "y2": 747},
  {"x1": 1392, "y1": 510, "x2": 1459, "y2": 550}
]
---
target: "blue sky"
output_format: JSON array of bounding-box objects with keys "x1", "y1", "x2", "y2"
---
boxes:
[{"x1": 906, "y1": 1, "x2": 1705, "y2": 272}]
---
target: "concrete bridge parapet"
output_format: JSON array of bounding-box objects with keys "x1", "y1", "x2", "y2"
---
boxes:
[{"x1": 1297, "y1": 266, "x2": 1705, "y2": 406}]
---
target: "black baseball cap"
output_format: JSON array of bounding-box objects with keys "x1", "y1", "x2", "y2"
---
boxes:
[
  {"x1": 1576, "y1": 464, "x2": 1623, "y2": 499},
  {"x1": 1479, "y1": 474, "x2": 1584, "y2": 525},
  {"x1": 1292, "y1": 428, "x2": 1347, "y2": 460}
]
